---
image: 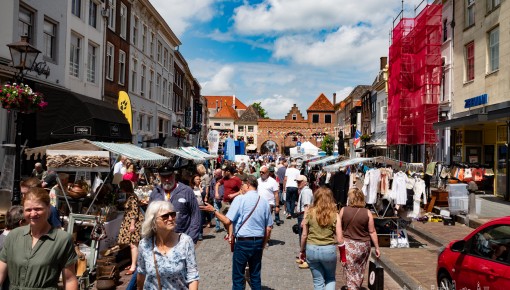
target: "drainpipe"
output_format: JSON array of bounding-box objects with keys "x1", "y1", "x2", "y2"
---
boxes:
[{"x1": 506, "y1": 120, "x2": 510, "y2": 201}]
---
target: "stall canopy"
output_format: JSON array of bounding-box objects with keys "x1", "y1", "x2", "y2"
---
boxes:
[
  {"x1": 323, "y1": 157, "x2": 375, "y2": 172},
  {"x1": 25, "y1": 139, "x2": 169, "y2": 167},
  {"x1": 149, "y1": 147, "x2": 214, "y2": 163},
  {"x1": 308, "y1": 155, "x2": 338, "y2": 167},
  {"x1": 290, "y1": 141, "x2": 320, "y2": 156}
]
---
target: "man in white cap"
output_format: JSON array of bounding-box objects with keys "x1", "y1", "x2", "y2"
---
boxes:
[{"x1": 295, "y1": 174, "x2": 313, "y2": 268}]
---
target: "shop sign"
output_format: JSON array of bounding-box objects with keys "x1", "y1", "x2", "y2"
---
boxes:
[
  {"x1": 464, "y1": 94, "x2": 488, "y2": 108},
  {"x1": 296, "y1": 141, "x2": 302, "y2": 146},
  {"x1": 110, "y1": 124, "x2": 120, "y2": 137},
  {"x1": 74, "y1": 126, "x2": 91, "y2": 135}
]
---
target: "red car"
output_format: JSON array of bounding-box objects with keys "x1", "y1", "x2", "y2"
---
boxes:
[{"x1": 437, "y1": 216, "x2": 510, "y2": 290}]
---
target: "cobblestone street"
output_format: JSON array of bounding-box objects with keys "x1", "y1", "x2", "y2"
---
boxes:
[{"x1": 195, "y1": 217, "x2": 401, "y2": 289}]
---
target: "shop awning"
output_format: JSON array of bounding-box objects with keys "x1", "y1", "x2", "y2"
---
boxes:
[
  {"x1": 25, "y1": 139, "x2": 169, "y2": 167},
  {"x1": 34, "y1": 84, "x2": 132, "y2": 142},
  {"x1": 308, "y1": 155, "x2": 338, "y2": 167},
  {"x1": 433, "y1": 103, "x2": 510, "y2": 129},
  {"x1": 323, "y1": 157, "x2": 375, "y2": 172},
  {"x1": 148, "y1": 147, "x2": 206, "y2": 163},
  {"x1": 180, "y1": 147, "x2": 215, "y2": 160}
]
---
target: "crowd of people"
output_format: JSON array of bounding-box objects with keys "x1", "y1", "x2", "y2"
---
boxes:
[{"x1": 0, "y1": 153, "x2": 381, "y2": 290}]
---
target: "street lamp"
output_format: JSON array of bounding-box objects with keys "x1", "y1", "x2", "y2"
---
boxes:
[{"x1": 7, "y1": 36, "x2": 42, "y2": 205}]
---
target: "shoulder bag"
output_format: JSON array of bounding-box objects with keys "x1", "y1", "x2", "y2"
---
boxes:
[{"x1": 231, "y1": 196, "x2": 260, "y2": 252}]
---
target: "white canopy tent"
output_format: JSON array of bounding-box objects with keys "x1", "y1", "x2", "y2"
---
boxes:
[
  {"x1": 289, "y1": 141, "x2": 320, "y2": 156},
  {"x1": 322, "y1": 157, "x2": 375, "y2": 172}
]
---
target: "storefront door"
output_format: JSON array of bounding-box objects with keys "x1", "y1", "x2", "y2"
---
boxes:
[{"x1": 497, "y1": 145, "x2": 507, "y2": 197}]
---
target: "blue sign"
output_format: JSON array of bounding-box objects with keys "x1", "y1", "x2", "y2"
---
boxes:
[
  {"x1": 464, "y1": 94, "x2": 488, "y2": 108},
  {"x1": 296, "y1": 141, "x2": 302, "y2": 146}
]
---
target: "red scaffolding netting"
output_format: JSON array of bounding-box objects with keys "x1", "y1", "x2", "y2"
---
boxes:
[{"x1": 388, "y1": 4, "x2": 442, "y2": 146}]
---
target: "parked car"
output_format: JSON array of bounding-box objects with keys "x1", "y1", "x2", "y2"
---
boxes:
[{"x1": 437, "y1": 216, "x2": 510, "y2": 290}]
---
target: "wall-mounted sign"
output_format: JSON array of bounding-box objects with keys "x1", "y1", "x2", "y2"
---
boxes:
[
  {"x1": 464, "y1": 94, "x2": 488, "y2": 108},
  {"x1": 110, "y1": 124, "x2": 120, "y2": 137},
  {"x1": 74, "y1": 126, "x2": 91, "y2": 135}
]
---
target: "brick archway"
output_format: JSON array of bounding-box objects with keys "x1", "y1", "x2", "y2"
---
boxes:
[{"x1": 260, "y1": 140, "x2": 279, "y2": 154}]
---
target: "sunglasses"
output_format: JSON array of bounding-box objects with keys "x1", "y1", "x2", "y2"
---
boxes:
[
  {"x1": 260, "y1": 171, "x2": 269, "y2": 174},
  {"x1": 158, "y1": 212, "x2": 177, "y2": 221}
]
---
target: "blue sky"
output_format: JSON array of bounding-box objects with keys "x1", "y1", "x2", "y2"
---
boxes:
[{"x1": 150, "y1": 0, "x2": 424, "y2": 119}]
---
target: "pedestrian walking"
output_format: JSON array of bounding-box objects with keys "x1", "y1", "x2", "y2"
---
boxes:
[
  {"x1": 300, "y1": 187, "x2": 341, "y2": 290},
  {"x1": 117, "y1": 180, "x2": 144, "y2": 276},
  {"x1": 295, "y1": 175, "x2": 314, "y2": 268},
  {"x1": 201, "y1": 175, "x2": 273, "y2": 290},
  {"x1": 339, "y1": 188, "x2": 381, "y2": 289},
  {"x1": 283, "y1": 162, "x2": 300, "y2": 218}
]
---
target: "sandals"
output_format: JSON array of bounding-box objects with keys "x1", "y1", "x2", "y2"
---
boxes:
[{"x1": 125, "y1": 269, "x2": 136, "y2": 275}]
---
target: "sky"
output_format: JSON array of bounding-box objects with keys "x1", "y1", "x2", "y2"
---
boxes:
[{"x1": 149, "y1": 0, "x2": 424, "y2": 119}]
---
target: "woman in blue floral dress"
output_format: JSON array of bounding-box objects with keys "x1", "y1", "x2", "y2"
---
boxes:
[{"x1": 137, "y1": 200, "x2": 199, "y2": 290}]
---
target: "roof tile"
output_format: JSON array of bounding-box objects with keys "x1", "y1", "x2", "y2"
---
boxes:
[
  {"x1": 204, "y1": 96, "x2": 248, "y2": 110},
  {"x1": 307, "y1": 93, "x2": 335, "y2": 112}
]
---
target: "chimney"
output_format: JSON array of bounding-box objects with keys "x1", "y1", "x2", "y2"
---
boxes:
[
  {"x1": 233, "y1": 94, "x2": 236, "y2": 109},
  {"x1": 333, "y1": 93, "x2": 337, "y2": 106},
  {"x1": 216, "y1": 100, "x2": 219, "y2": 112},
  {"x1": 380, "y1": 57, "x2": 388, "y2": 70}
]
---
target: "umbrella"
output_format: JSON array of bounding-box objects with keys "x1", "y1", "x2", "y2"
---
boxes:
[{"x1": 338, "y1": 131, "x2": 346, "y2": 156}]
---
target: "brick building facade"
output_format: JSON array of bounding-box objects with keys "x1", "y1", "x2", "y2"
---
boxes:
[{"x1": 257, "y1": 94, "x2": 336, "y2": 154}]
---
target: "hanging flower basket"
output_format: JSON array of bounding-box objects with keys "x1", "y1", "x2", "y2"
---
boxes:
[
  {"x1": 174, "y1": 128, "x2": 188, "y2": 138},
  {"x1": 0, "y1": 83, "x2": 47, "y2": 113}
]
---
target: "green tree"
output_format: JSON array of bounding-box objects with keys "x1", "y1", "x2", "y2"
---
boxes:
[
  {"x1": 321, "y1": 135, "x2": 334, "y2": 155},
  {"x1": 252, "y1": 102, "x2": 269, "y2": 119}
]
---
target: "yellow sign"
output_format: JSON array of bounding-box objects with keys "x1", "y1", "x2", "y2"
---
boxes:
[{"x1": 118, "y1": 91, "x2": 133, "y2": 133}]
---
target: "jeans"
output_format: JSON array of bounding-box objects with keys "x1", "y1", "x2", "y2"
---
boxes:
[
  {"x1": 214, "y1": 200, "x2": 223, "y2": 231},
  {"x1": 232, "y1": 239, "x2": 264, "y2": 290},
  {"x1": 285, "y1": 187, "x2": 298, "y2": 216},
  {"x1": 297, "y1": 213, "x2": 304, "y2": 243},
  {"x1": 272, "y1": 205, "x2": 281, "y2": 223},
  {"x1": 125, "y1": 269, "x2": 137, "y2": 290},
  {"x1": 306, "y1": 244, "x2": 337, "y2": 290}
]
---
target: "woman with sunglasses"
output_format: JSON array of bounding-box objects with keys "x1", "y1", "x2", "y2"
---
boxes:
[{"x1": 137, "y1": 201, "x2": 199, "y2": 290}]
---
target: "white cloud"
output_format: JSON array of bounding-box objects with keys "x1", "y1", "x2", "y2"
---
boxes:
[
  {"x1": 149, "y1": 0, "x2": 215, "y2": 37},
  {"x1": 201, "y1": 65, "x2": 236, "y2": 94},
  {"x1": 233, "y1": 0, "x2": 397, "y2": 35},
  {"x1": 252, "y1": 94, "x2": 296, "y2": 118},
  {"x1": 335, "y1": 87, "x2": 354, "y2": 103}
]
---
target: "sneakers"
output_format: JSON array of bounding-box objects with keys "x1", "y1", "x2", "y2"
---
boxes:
[
  {"x1": 286, "y1": 214, "x2": 292, "y2": 219},
  {"x1": 295, "y1": 259, "x2": 303, "y2": 264},
  {"x1": 298, "y1": 262, "x2": 309, "y2": 269},
  {"x1": 198, "y1": 234, "x2": 203, "y2": 241}
]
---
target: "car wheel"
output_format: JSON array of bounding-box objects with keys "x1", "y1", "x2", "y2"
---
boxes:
[{"x1": 438, "y1": 272, "x2": 454, "y2": 290}]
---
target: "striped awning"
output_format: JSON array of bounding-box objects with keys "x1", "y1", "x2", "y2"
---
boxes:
[
  {"x1": 180, "y1": 147, "x2": 215, "y2": 160},
  {"x1": 91, "y1": 142, "x2": 169, "y2": 166},
  {"x1": 308, "y1": 155, "x2": 338, "y2": 167},
  {"x1": 24, "y1": 139, "x2": 169, "y2": 167},
  {"x1": 323, "y1": 157, "x2": 374, "y2": 172}
]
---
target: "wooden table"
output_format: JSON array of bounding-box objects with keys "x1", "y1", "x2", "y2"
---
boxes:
[{"x1": 426, "y1": 189, "x2": 449, "y2": 212}]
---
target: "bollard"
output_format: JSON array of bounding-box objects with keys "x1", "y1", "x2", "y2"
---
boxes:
[{"x1": 468, "y1": 190, "x2": 477, "y2": 219}]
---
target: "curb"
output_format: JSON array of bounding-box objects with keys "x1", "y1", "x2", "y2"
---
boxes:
[
  {"x1": 406, "y1": 223, "x2": 448, "y2": 247},
  {"x1": 373, "y1": 252, "x2": 422, "y2": 290}
]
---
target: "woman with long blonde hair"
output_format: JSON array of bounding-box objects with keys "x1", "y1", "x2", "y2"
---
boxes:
[
  {"x1": 300, "y1": 187, "x2": 342, "y2": 290},
  {"x1": 339, "y1": 188, "x2": 380, "y2": 289}
]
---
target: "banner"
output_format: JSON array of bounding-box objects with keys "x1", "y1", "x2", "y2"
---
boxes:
[
  {"x1": 207, "y1": 130, "x2": 220, "y2": 156},
  {"x1": 118, "y1": 91, "x2": 133, "y2": 133}
]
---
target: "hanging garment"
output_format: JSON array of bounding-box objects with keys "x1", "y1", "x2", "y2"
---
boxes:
[
  {"x1": 391, "y1": 171, "x2": 408, "y2": 205},
  {"x1": 426, "y1": 162, "x2": 437, "y2": 176},
  {"x1": 379, "y1": 168, "x2": 390, "y2": 196},
  {"x1": 463, "y1": 168, "x2": 473, "y2": 181},
  {"x1": 472, "y1": 168, "x2": 483, "y2": 182},
  {"x1": 362, "y1": 170, "x2": 370, "y2": 197},
  {"x1": 413, "y1": 178, "x2": 427, "y2": 205},
  {"x1": 484, "y1": 168, "x2": 495, "y2": 176},
  {"x1": 363, "y1": 169, "x2": 380, "y2": 204},
  {"x1": 440, "y1": 167, "x2": 449, "y2": 179},
  {"x1": 457, "y1": 168, "x2": 465, "y2": 181}
]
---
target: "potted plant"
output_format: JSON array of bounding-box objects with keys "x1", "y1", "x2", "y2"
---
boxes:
[{"x1": 0, "y1": 83, "x2": 47, "y2": 113}]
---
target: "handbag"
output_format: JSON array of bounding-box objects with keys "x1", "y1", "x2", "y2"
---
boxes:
[
  {"x1": 368, "y1": 259, "x2": 384, "y2": 290},
  {"x1": 231, "y1": 196, "x2": 261, "y2": 252}
]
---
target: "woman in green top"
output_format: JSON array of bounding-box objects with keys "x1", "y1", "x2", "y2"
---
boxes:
[
  {"x1": 300, "y1": 187, "x2": 342, "y2": 290},
  {"x1": 0, "y1": 187, "x2": 78, "y2": 290}
]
